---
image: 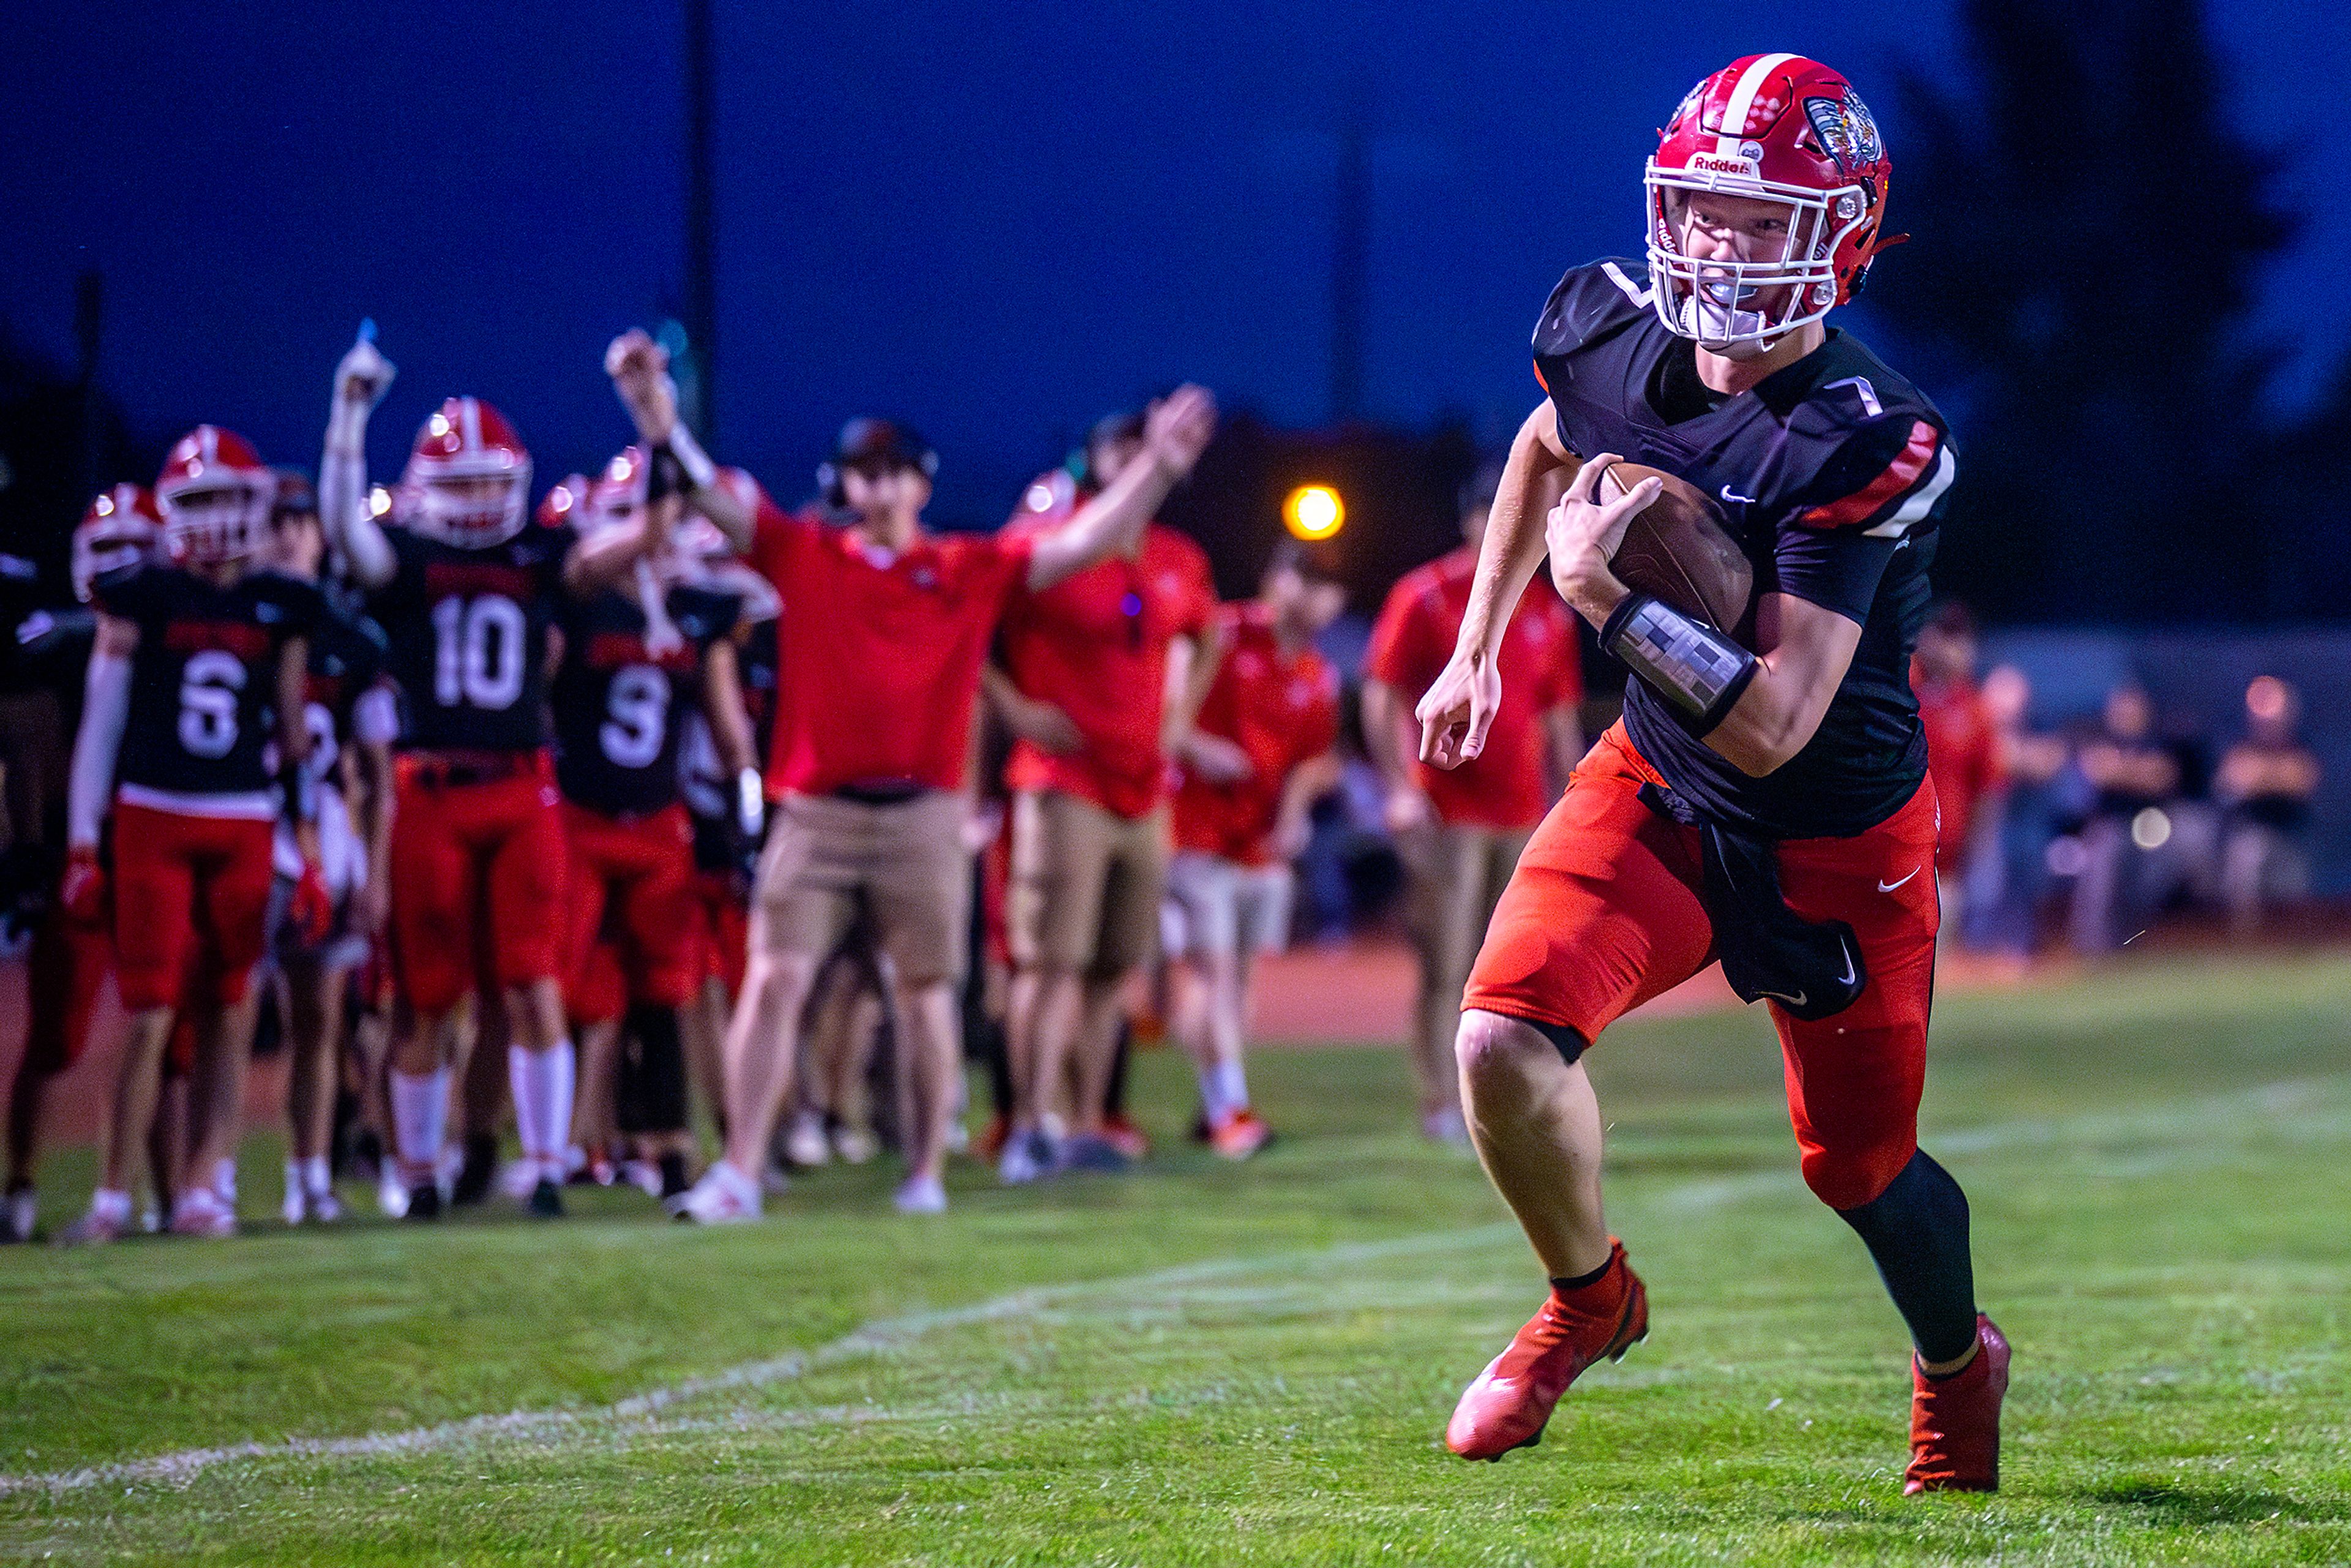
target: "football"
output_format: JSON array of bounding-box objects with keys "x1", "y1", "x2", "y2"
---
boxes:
[{"x1": 1595, "y1": 459, "x2": 1753, "y2": 636}]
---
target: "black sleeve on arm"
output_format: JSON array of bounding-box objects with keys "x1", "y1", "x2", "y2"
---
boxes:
[{"x1": 1772, "y1": 525, "x2": 1900, "y2": 625}]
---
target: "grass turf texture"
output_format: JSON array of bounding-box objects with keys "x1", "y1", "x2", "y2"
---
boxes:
[{"x1": 2, "y1": 953, "x2": 2348, "y2": 1566}]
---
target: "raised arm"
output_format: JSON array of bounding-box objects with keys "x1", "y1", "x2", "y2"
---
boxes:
[
  {"x1": 1415, "y1": 401, "x2": 1586, "y2": 769},
  {"x1": 1026, "y1": 386, "x2": 1217, "y2": 593},
  {"x1": 604, "y1": 329, "x2": 752, "y2": 553},
  {"x1": 321, "y1": 332, "x2": 398, "y2": 588},
  {"x1": 564, "y1": 492, "x2": 679, "y2": 597}
]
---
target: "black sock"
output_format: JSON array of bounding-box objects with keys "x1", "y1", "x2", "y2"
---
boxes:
[
  {"x1": 1550, "y1": 1256, "x2": 1614, "y2": 1293},
  {"x1": 1104, "y1": 1016, "x2": 1132, "y2": 1117},
  {"x1": 1835, "y1": 1148, "x2": 1978, "y2": 1365},
  {"x1": 656, "y1": 1152, "x2": 689, "y2": 1199}
]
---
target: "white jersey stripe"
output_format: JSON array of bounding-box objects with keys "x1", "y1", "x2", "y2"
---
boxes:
[
  {"x1": 1863, "y1": 445, "x2": 1957, "y2": 538},
  {"x1": 1719, "y1": 52, "x2": 1797, "y2": 138},
  {"x1": 1600, "y1": 260, "x2": 1654, "y2": 309}
]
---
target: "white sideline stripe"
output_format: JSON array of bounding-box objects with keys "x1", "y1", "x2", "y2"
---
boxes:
[
  {"x1": 12, "y1": 1075, "x2": 2345, "y2": 1499},
  {"x1": 0, "y1": 1225, "x2": 1516, "y2": 1497}
]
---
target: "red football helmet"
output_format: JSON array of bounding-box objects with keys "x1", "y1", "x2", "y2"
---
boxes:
[
  {"x1": 1646, "y1": 53, "x2": 1895, "y2": 353},
  {"x1": 401, "y1": 396, "x2": 532, "y2": 547},
  {"x1": 72, "y1": 484, "x2": 162, "y2": 601},
  {"x1": 585, "y1": 446, "x2": 650, "y2": 538},
  {"x1": 155, "y1": 426, "x2": 274, "y2": 567}
]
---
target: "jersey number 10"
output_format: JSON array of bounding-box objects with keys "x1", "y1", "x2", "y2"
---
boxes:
[{"x1": 430, "y1": 595, "x2": 527, "y2": 711}]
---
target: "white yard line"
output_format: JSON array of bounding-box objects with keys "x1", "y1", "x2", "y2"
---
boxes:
[{"x1": 8, "y1": 1074, "x2": 2345, "y2": 1499}]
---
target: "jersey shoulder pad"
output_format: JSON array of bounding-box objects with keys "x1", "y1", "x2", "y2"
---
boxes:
[
  {"x1": 1786, "y1": 410, "x2": 1957, "y2": 536},
  {"x1": 88, "y1": 560, "x2": 169, "y2": 620},
  {"x1": 670, "y1": 582, "x2": 742, "y2": 644},
  {"x1": 249, "y1": 570, "x2": 326, "y2": 629},
  {"x1": 1533, "y1": 258, "x2": 1657, "y2": 362}
]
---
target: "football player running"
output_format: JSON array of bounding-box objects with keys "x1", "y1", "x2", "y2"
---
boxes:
[
  {"x1": 59, "y1": 429, "x2": 329, "y2": 1242},
  {"x1": 605, "y1": 328, "x2": 1215, "y2": 1218},
  {"x1": 552, "y1": 450, "x2": 757, "y2": 1205},
  {"x1": 1414, "y1": 56, "x2": 2002, "y2": 1492},
  {"x1": 320, "y1": 335, "x2": 680, "y2": 1219}
]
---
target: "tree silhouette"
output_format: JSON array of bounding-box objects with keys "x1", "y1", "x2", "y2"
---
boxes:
[{"x1": 1866, "y1": 0, "x2": 2303, "y2": 622}]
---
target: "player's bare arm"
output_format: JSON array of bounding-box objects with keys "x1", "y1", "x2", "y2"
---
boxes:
[
  {"x1": 1543, "y1": 456, "x2": 1859, "y2": 778},
  {"x1": 1414, "y1": 403, "x2": 1599, "y2": 770},
  {"x1": 604, "y1": 329, "x2": 752, "y2": 551},
  {"x1": 1270, "y1": 750, "x2": 1342, "y2": 861},
  {"x1": 564, "y1": 491, "x2": 680, "y2": 596},
  {"x1": 321, "y1": 331, "x2": 397, "y2": 588},
  {"x1": 982, "y1": 662, "x2": 1082, "y2": 756},
  {"x1": 1026, "y1": 386, "x2": 1217, "y2": 593},
  {"x1": 274, "y1": 634, "x2": 324, "y2": 868}
]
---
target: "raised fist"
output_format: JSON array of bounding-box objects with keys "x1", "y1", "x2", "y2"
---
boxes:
[{"x1": 334, "y1": 336, "x2": 395, "y2": 413}]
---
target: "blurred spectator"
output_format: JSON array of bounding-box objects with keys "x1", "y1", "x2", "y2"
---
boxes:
[
  {"x1": 2215, "y1": 676, "x2": 2320, "y2": 937},
  {"x1": 2069, "y1": 682, "x2": 2183, "y2": 954},
  {"x1": 1909, "y1": 602, "x2": 2002, "y2": 943},
  {"x1": 1968, "y1": 665, "x2": 2073, "y2": 958}
]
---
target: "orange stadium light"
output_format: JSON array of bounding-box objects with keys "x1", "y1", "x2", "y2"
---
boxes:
[{"x1": 1283, "y1": 484, "x2": 1344, "y2": 541}]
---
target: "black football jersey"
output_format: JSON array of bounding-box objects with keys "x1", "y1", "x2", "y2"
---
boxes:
[
  {"x1": 1534, "y1": 258, "x2": 1958, "y2": 838},
  {"x1": 291, "y1": 590, "x2": 391, "y2": 796},
  {"x1": 552, "y1": 582, "x2": 742, "y2": 817},
  {"x1": 370, "y1": 523, "x2": 574, "y2": 753},
  {"x1": 93, "y1": 563, "x2": 323, "y2": 798}
]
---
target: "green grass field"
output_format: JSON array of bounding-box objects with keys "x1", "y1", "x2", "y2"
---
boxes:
[{"x1": 2, "y1": 952, "x2": 2348, "y2": 1566}]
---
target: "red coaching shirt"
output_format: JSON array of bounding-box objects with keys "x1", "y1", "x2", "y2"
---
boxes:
[
  {"x1": 1000, "y1": 500, "x2": 1217, "y2": 820},
  {"x1": 746, "y1": 509, "x2": 1032, "y2": 797},
  {"x1": 1363, "y1": 546, "x2": 1581, "y2": 831},
  {"x1": 1911, "y1": 663, "x2": 2004, "y2": 874},
  {"x1": 1173, "y1": 604, "x2": 1341, "y2": 867}
]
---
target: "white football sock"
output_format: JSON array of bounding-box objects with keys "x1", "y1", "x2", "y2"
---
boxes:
[
  {"x1": 214, "y1": 1157, "x2": 238, "y2": 1202},
  {"x1": 301, "y1": 1155, "x2": 332, "y2": 1197},
  {"x1": 1212, "y1": 1059, "x2": 1249, "y2": 1117},
  {"x1": 510, "y1": 1042, "x2": 577, "y2": 1179},
  {"x1": 390, "y1": 1067, "x2": 450, "y2": 1177},
  {"x1": 1196, "y1": 1062, "x2": 1229, "y2": 1121}
]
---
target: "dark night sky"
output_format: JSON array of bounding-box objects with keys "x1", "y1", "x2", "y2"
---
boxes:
[{"x1": 6, "y1": 1, "x2": 2345, "y2": 524}]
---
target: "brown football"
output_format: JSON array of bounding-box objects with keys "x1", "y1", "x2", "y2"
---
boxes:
[{"x1": 1595, "y1": 460, "x2": 1753, "y2": 635}]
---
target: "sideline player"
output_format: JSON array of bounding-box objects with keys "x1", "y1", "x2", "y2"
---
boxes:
[
  {"x1": 552, "y1": 449, "x2": 754, "y2": 1202},
  {"x1": 1, "y1": 487, "x2": 156, "y2": 1241},
  {"x1": 320, "y1": 336, "x2": 669, "y2": 1218},
  {"x1": 1363, "y1": 464, "x2": 1582, "y2": 1144},
  {"x1": 604, "y1": 328, "x2": 1215, "y2": 1217},
  {"x1": 261, "y1": 473, "x2": 395, "y2": 1223},
  {"x1": 992, "y1": 410, "x2": 1219, "y2": 1180},
  {"x1": 1162, "y1": 543, "x2": 1342, "y2": 1157},
  {"x1": 1412, "y1": 56, "x2": 2004, "y2": 1491},
  {"x1": 58, "y1": 428, "x2": 328, "y2": 1242}
]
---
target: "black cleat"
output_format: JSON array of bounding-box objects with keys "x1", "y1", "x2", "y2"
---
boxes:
[
  {"x1": 451, "y1": 1133, "x2": 499, "y2": 1206},
  {"x1": 526, "y1": 1178, "x2": 564, "y2": 1219},
  {"x1": 657, "y1": 1153, "x2": 691, "y2": 1201},
  {"x1": 403, "y1": 1184, "x2": 443, "y2": 1221}
]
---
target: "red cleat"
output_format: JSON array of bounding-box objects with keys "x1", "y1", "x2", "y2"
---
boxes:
[
  {"x1": 1445, "y1": 1239, "x2": 1648, "y2": 1461},
  {"x1": 1100, "y1": 1112, "x2": 1150, "y2": 1161},
  {"x1": 1905, "y1": 1313, "x2": 2010, "y2": 1494}
]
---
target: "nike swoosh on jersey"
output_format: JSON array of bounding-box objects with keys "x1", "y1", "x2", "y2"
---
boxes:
[
  {"x1": 1760, "y1": 988, "x2": 1809, "y2": 1008},
  {"x1": 1878, "y1": 867, "x2": 1921, "y2": 892},
  {"x1": 1720, "y1": 485, "x2": 1758, "y2": 506}
]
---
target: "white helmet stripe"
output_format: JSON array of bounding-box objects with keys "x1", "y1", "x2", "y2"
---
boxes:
[
  {"x1": 459, "y1": 396, "x2": 482, "y2": 453},
  {"x1": 1719, "y1": 52, "x2": 1797, "y2": 139}
]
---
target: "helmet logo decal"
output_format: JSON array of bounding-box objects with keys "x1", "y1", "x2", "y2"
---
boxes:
[{"x1": 1804, "y1": 90, "x2": 1882, "y2": 174}]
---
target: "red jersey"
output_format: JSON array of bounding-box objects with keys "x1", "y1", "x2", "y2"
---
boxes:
[
  {"x1": 1910, "y1": 664, "x2": 2003, "y2": 873},
  {"x1": 1172, "y1": 604, "x2": 1340, "y2": 866},
  {"x1": 999, "y1": 503, "x2": 1217, "y2": 819},
  {"x1": 746, "y1": 509, "x2": 1031, "y2": 796},
  {"x1": 1364, "y1": 546, "x2": 1581, "y2": 830}
]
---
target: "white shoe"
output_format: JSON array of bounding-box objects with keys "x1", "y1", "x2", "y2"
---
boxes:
[
  {"x1": 500, "y1": 1155, "x2": 542, "y2": 1201},
  {"x1": 4, "y1": 1188, "x2": 36, "y2": 1243},
  {"x1": 996, "y1": 1127, "x2": 1056, "y2": 1185},
  {"x1": 893, "y1": 1173, "x2": 947, "y2": 1214},
  {"x1": 675, "y1": 1160, "x2": 762, "y2": 1224},
  {"x1": 784, "y1": 1112, "x2": 830, "y2": 1168},
  {"x1": 308, "y1": 1187, "x2": 346, "y2": 1223},
  {"x1": 170, "y1": 1187, "x2": 237, "y2": 1239},
  {"x1": 942, "y1": 1116, "x2": 970, "y2": 1156},
  {"x1": 378, "y1": 1166, "x2": 410, "y2": 1218},
  {"x1": 283, "y1": 1179, "x2": 307, "y2": 1227},
  {"x1": 621, "y1": 1158, "x2": 664, "y2": 1198},
  {"x1": 831, "y1": 1125, "x2": 879, "y2": 1166}
]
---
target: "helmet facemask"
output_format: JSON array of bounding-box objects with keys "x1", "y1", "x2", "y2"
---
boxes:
[
  {"x1": 1644, "y1": 167, "x2": 1870, "y2": 356},
  {"x1": 159, "y1": 478, "x2": 272, "y2": 569}
]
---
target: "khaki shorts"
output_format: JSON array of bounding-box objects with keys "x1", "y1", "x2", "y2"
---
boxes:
[
  {"x1": 1007, "y1": 790, "x2": 1169, "y2": 978},
  {"x1": 1161, "y1": 851, "x2": 1294, "y2": 961},
  {"x1": 753, "y1": 791, "x2": 971, "y2": 985}
]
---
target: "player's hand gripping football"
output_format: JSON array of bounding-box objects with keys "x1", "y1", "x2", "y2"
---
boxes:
[
  {"x1": 1142, "y1": 385, "x2": 1218, "y2": 480},
  {"x1": 1544, "y1": 451, "x2": 1659, "y2": 625},
  {"x1": 606, "y1": 329, "x2": 678, "y2": 445}
]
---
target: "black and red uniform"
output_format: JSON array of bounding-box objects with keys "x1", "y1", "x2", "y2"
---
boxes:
[
  {"x1": 552, "y1": 582, "x2": 741, "y2": 1023},
  {"x1": 272, "y1": 591, "x2": 392, "y2": 962},
  {"x1": 680, "y1": 600, "x2": 778, "y2": 999},
  {"x1": 369, "y1": 522, "x2": 573, "y2": 1013},
  {"x1": 90, "y1": 561, "x2": 321, "y2": 1012},
  {"x1": 1465, "y1": 256, "x2": 1960, "y2": 1209}
]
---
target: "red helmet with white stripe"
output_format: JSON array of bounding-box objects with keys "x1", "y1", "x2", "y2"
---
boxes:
[
  {"x1": 585, "y1": 446, "x2": 650, "y2": 539},
  {"x1": 155, "y1": 426, "x2": 274, "y2": 567},
  {"x1": 1646, "y1": 54, "x2": 1894, "y2": 354},
  {"x1": 537, "y1": 473, "x2": 590, "y2": 531},
  {"x1": 73, "y1": 484, "x2": 161, "y2": 601},
  {"x1": 401, "y1": 396, "x2": 533, "y2": 547}
]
